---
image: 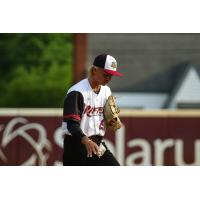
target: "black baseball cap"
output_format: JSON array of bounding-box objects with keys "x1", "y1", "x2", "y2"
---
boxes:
[{"x1": 93, "y1": 54, "x2": 123, "y2": 77}]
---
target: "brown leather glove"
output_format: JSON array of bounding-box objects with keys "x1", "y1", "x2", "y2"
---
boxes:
[{"x1": 103, "y1": 95, "x2": 122, "y2": 132}]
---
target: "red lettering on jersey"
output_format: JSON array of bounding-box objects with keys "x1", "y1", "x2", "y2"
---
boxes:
[{"x1": 84, "y1": 105, "x2": 103, "y2": 117}]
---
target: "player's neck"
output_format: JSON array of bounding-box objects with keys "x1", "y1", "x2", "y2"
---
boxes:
[{"x1": 88, "y1": 77, "x2": 101, "y2": 92}]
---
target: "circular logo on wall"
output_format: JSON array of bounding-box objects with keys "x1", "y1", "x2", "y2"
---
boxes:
[{"x1": 0, "y1": 117, "x2": 52, "y2": 165}]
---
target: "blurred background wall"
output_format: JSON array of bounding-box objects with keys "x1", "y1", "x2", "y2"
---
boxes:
[
  {"x1": 1, "y1": 33, "x2": 200, "y2": 109},
  {"x1": 86, "y1": 33, "x2": 200, "y2": 109}
]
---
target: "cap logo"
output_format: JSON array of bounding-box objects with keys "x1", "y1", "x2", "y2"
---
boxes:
[{"x1": 111, "y1": 62, "x2": 117, "y2": 69}]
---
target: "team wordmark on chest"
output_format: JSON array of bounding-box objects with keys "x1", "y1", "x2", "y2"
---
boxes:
[{"x1": 84, "y1": 105, "x2": 103, "y2": 117}]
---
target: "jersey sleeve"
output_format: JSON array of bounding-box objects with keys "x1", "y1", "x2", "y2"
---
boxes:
[{"x1": 63, "y1": 91, "x2": 84, "y2": 122}]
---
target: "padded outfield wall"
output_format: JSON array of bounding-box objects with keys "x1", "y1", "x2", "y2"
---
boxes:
[{"x1": 0, "y1": 109, "x2": 200, "y2": 166}]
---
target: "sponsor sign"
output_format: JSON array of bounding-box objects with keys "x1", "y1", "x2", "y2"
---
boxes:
[{"x1": 0, "y1": 109, "x2": 200, "y2": 165}]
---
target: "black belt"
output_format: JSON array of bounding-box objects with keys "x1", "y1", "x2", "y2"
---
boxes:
[
  {"x1": 64, "y1": 134, "x2": 103, "y2": 145},
  {"x1": 89, "y1": 135, "x2": 103, "y2": 145}
]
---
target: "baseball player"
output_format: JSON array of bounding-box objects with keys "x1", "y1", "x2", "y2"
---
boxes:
[{"x1": 62, "y1": 54, "x2": 123, "y2": 166}]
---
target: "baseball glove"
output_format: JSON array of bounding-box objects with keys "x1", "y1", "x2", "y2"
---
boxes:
[{"x1": 103, "y1": 95, "x2": 122, "y2": 132}]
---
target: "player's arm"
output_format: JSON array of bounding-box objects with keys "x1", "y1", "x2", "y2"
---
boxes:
[
  {"x1": 63, "y1": 91, "x2": 85, "y2": 140},
  {"x1": 63, "y1": 91, "x2": 99, "y2": 156}
]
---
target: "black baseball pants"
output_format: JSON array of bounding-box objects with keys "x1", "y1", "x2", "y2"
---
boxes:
[{"x1": 63, "y1": 135, "x2": 120, "y2": 166}]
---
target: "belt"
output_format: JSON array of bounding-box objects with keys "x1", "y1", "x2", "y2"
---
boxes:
[
  {"x1": 64, "y1": 134, "x2": 103, "y2": 145},
  {"x1": 89, "y1": 135, "x2": 103, "y2": 145}
]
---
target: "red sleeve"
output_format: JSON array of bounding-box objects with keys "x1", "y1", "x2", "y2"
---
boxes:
[{"x1": 63, "y1": 91, "x2": 84, "y2": 122}]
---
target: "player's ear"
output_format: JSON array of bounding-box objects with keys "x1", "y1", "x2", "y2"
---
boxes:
[{"x1": 92, "y1": 66, "x2": 98, "y2": 75}]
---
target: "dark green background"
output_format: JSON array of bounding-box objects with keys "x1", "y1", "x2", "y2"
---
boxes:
[{"x1": 0, "y1": 33, "x2": 73, "y2": 107}]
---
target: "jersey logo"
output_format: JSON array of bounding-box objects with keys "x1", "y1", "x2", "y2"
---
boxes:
[{"x1": 84, "y1": 105, "x2": 103, "y2": 117}]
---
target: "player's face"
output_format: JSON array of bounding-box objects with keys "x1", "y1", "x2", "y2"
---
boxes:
[{"x1": 95, "y1": 67, "x2": 112, "y2": 85}]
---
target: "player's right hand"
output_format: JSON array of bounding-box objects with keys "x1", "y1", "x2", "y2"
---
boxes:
[{"x1": 81, "y1": 136, "x2": 99, "y2": 157}]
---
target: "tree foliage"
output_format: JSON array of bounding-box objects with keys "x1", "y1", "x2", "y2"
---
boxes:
[{"x1": 0, "y1": 33, "x2": 73, "y2": 107}]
